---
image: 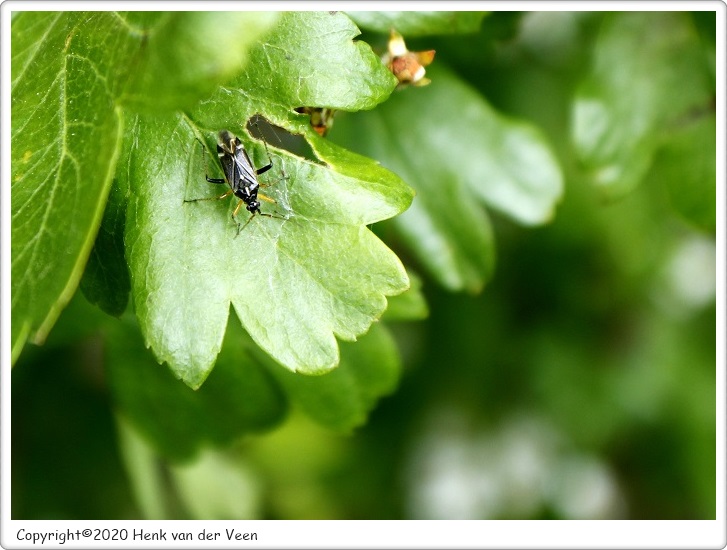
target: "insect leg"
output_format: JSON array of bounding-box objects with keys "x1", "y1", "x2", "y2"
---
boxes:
[
  {"x1": 197, "y1": 136, "x2": 227, "y2": 184},
  {"x1": 252, "y1": 118, "x2": 274, "y2": 175},
  {"x1": 184, "y1": 189, "x2": 233, "y2": 203},
  {"x1": 231, "y1": 199, "x2": 244, "y2": 220},
  {"x1": 235, "y1": 210, "x2": 259, "y2": 236},
  {"x1": 231, "y1": 200, "x2": 247, "y2": 235},
  {"x1": 257, "y1": 193, "x2": 286, "y2": 221},
  {"x1": 257, "y1": 193, "x2": 277, "y2": 205},
  {"x1": 256, "y1": 163, "x2": 272, "y2": 176},
  {"x1": 257, "y1": 212, "x2": 285, "y2": 220}
]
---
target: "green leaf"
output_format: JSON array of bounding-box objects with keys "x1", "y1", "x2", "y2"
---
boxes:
[
  {"x1": 383, "y1": 270, "x2": 429, "y2": 321},
  {"x1": 121, "y1": 12, "x2": 280, "y2": 111},
  {"x1": 11, "y1": 12, "x2": 137, "y2": 362},
  {"x1": 79, "y1": 176, "x2": 130, "y2": 316},
  {"x1": 267, "y1": 323, "x2": 402, "y2": 432},
  {"x1": 347, "y1": 11, "x2": 488, "y2": 36},
  {"x1": 105, "y1": 315, "x2": 287, "y2": 461},
  {"x1": 651, "y1": 115, "x2": 716, "y2": 232},
  {"x1": 194, "y1": 11, "x2": 397, "y2": 126},
  {"x1": 11, "y1": 12, "x2": 278, "y2": 363},
  {"x1": 572, "y1": 12, "x2": 713, "y2": 195},
  {"x1": 170, "y1": 449, "x2": 260, "y2": 519},
  {"x1": 331, "y1": 64, "x2": 563, "y2": 292},
  {"x1": 116, "y1": 413, "x2": 169, "y2": 519},
  {"x1": 118, "y1": 413, "x2": 262, "y2": 519},
  {"x1": 124, "y1": 111, "x2": 410, "y2": 387},
  {"x1": 81, "y1": 13, "x2": 281, "y2": 316},
  {"x1": 80, "y1": 113, "x2": 136, "y2": 317},
  {"x1": 116, "y1": 12, "x2": 411, "y2": 387},
  {"x1": 12, "y1": 10, "x2": 409, "y2": 381}
]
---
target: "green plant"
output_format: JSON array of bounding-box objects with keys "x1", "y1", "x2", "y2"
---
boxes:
[
  {"x1": 11, "y1": 10, "x2": 716, "y2": 521},
  {"x1": 13, "y1": 11, "x2": 417, "y2": 422}
]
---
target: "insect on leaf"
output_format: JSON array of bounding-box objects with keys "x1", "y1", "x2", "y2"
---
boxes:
[{"x1": 123, "y1": 13, "x2": 412, "y2": 388}]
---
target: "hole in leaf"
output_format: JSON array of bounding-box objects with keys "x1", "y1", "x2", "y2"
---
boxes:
[{"x1": 247, "y1": 114, "x2": 318, "y2": 163}]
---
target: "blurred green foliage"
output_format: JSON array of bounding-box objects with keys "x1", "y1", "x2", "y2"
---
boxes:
[{"x1": 12, "y1": 11, "x2": 716, "y2": 521}]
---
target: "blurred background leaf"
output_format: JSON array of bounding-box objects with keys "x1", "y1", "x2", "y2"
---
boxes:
[
  {"x1": 332, "y1": 63, "x2": 563, "y2": 292},
  {"x1": 121, "y1": 12, "x2": 280, "y2": 111},
  {"x1": 267, "y1": 323, "x2": 402, "y2": 432},
  {"x1": 348, "y1": 11, "x2": 489, "y2": 36},
  {"x1": 571, "y1": 12, "x2": 713, "y2": 196},
  {"x1": 105, "y1": 315, "x2": 288, "y2": 461}
]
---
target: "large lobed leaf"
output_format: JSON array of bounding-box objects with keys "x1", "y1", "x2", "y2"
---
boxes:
[
  {"x1": 122, "y1": 12, "x2": 412, "y2": 388},
  {"x1": 12, "y1": 11, "x2": 412, "y2": 389},
  {"x1": 123, "y1": 111, "x2": 410, "y2": 388}
]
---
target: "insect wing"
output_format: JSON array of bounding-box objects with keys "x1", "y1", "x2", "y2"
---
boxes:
[
  {"x1": 230, "y1": 144, "x2": 258, "y2": 192},
  {"x1": 217, "y1": 145, "x2": 236, "y2": 187},
  {"x1": 217, "y1": 144, "x2": 237, "y2": 185}
]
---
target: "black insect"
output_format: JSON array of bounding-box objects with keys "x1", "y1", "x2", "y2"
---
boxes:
[{"x1": 185, "y1": 128, "x2": 281, "y2": 233}]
